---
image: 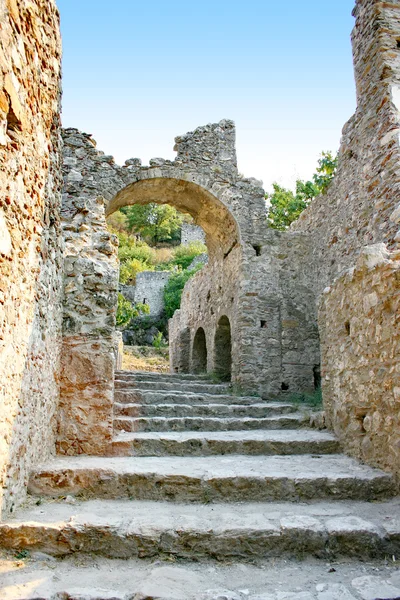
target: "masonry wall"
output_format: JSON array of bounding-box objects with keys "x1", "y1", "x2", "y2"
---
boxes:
[
  {"x1": 291, "y1": 0, "x2": 400, "y2": 292},
  {"x1": 290, "y1": 0, "x2": 400, "y2": 479},
  {"x1": 181, "y1": 223, "x2": 206, "y2": 245},
  {"x1": 319, "y1": 245, "x2": 400, "y2": 480},
  {"x1": 0, "y1": 0, "x2": 62, "y2": 514},
  {"x1": 59, "y1": 130, "x2": 119, "y2": 456},
  {"x1": 134, "y1": 271, "x2": 171, "y2": 316}
]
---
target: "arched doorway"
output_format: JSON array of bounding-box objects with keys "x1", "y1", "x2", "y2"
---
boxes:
[
  {"x1": 214, "y1": 316, "x2": 232, "y2": 381},
  {"x1": 192, "y1": 327, "x2": 207, "y2": 373}
]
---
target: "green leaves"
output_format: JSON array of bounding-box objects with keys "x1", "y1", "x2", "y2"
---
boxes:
[
  {"x1": 116, "y1": 293, "x2": 149, "y2": 328},
  {"x1": 163, "y1": 264, "x2": 203, "y2": 319},
  {"x1": 266, "y1": 151, "x2": 338, "y2": 230},
  {"x1": 121, "y1": 203, "x2": 185, "y2": 244}
]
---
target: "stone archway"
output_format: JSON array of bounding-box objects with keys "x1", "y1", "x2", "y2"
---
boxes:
[
  {"x1": 192, "y1": 327, "x2": 207, "y2": 374},
  {"x1": 59, "y1": 119, "x2": 320, "y2": 456},
  {"x1": 214, "y1": 316, "x2": 232, "y2": 381}
]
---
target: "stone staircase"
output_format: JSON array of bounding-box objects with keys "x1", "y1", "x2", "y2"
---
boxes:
[{"x1": 1, "y1": 371, "x2": 400, "y2": 599}]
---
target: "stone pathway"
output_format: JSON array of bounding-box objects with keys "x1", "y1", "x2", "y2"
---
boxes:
[{"x1": 1, "y1": 371, "x2": 399, "y2": 599}]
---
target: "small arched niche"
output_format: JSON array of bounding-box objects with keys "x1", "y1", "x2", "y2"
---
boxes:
[
  {"x1": 192, "y1": 327, "x2": 207, "y2": 374},
  {"x1": 214, "y1": 315, "x2": 232, "y2": 381}
]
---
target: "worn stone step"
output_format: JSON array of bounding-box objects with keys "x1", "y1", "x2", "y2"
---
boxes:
[
  {"x1": 114, "y1": 389, "x2": 263, "y2": 405},
  {"x1": 114, "y1": 401, "x2": 298, "y2": 419},
  {"x1": 115, "y1": 379, "x2": 231, "y2": 394},
  {"x1": 110, "y1": 429, "x2": 341, "y2": 457},
  {"x1": 113, "y1": 414, "x2": 307, "y2": 433},
  {"x1": 1, "y1": 498, "x2": 399, "y2": 563},
  {"x1": 27, "y1": 455, "x2": 396, "y2": 502},
  {"x1": 2, "y1": 553, "x2": 400, "y2": 600},
  {"x1": 115, "y1": 370, "x2": 209, "y2": 382}
]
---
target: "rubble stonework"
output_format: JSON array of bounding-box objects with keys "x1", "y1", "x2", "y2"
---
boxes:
[
  {"x1": 0, "y1": 0, "x2": 62, "y2": 513},
  {"x1": 291, "y1": 0, "x2": 400, "y2": 480},
  {"x1": 319, "y1": 245, "x2": 400, "y2": 479},
  {"x1": 0, "y1": 0, "x2": 399, "y2": 520},
  {"x1": 181, "y1": 223, "x2": 206, "y2": 245}
]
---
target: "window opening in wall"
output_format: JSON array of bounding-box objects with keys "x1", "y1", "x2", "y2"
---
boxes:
[
  {"x1": 260, "y1": 320, "x2": 266, "y2": 328},
  {"x1": 281, "y1": 382, "x2": 289, "y2": 391},
  {"x1": 397, "y1": 39, "x2": 400, "y2": 49},
  {"x1": 253, "y1": 244, "x2": 262, "y2": 256},
  {"x1": 345, "y1": 320, "x2": 351, "y2": 335},
  {"x1": 192, "y1": 327, "x2": 207, "y2": 374},
  {"x1": 313, "y1": 365, "x2": 321, "y2": 390},
  {"x1": 143, "y1": 298, "x2": 147, "y2": 305},
  {"x1": 214, "y1": 315, "x2": 232, "y2": 381}
]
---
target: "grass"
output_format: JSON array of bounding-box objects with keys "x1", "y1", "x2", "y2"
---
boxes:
[
  {"x1": 284, "y1": 387, "x2": 323, "y2": 409},
  {"x1": 122, "y1": 345, "x2": 170, "y2": 373}
]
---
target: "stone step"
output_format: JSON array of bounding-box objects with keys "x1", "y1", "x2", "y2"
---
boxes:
[
  {"x1": 2, "y1": 553, "x2": 400, "y2": 600},
  {"x1": 27, "y1": 455, "x2": 396, "y2": 502},
  {"x1": 115, "y1": 379, "x2": 231, "y2": 394},
  {"x1": 114, "y1": 389, "x2": 263, "y2": 405},
  {"x1": 1, "y1": 498, "x2": 399, "y2": 562},
  {"x1": 113, "y1": 414, "x2": 307, "y2": 433},
  {"x1": 115, "y1": 370, "x2": 209, "y2": 382},
  {"x1": 114, "y1": 401, "x2": 298, "y2": 418},
  {"x1": 110, "y1": 429, "x2": 341, "y2": 457}
]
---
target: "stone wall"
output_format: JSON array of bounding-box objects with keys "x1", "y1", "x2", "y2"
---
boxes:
[
  {"x1": 134, "y1": 270, "x2": 171, "y2": 316},
  {"x1": 319, "y1": 245, "x2": 400, "y2": 480},
  {"x1": 181, "y1": 223, "x2": 206, "y2": 245},
  {"x1": 61, "y1": 121, "x2": 320, "y2": 403},
  {"x1": 0, "y1": 0, "x2": 62, "y2": 513},
  {"x1": 290, "y1": 0, "x2": 400, "y2": 480},
  {"x1": 59, "y1": 129, "x2": 119, "y2": 456},
  {"x1": 291, "y1": 0, "x2": 400, "y2": 293}
]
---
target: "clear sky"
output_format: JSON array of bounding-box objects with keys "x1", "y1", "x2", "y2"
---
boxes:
[{"x1": 57, "y1": 0, "x2": 356, "y2": 191}]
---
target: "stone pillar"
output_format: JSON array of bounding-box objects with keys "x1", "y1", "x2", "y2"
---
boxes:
[{"x1": 57, "y1": 183, "x2": 119, "y2": 455}]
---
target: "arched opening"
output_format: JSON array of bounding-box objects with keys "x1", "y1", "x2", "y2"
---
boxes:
[
  {"x1": 106, "y1": 177, "x2": 240, "y2": 259},
  {"x1": 214, "y1": 315, "x2": 232, "y2": 381},
  {"x1": 192, "y1": 327, "x2": 207, "y2": 373},
  {"x1": 106, "y1": 176, "x2": 240, "y2": 373}
]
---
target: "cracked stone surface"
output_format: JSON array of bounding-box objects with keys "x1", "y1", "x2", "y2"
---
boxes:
[{"x1": 1, "y1": 555, "x2": 400, "y2": 600}]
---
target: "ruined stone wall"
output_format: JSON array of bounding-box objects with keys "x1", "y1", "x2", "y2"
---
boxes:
[
  {"x1": 319, "y1": 245, "x2": 400, "y2": 480},
  {"x1": 289, "y1": 0, "x2": 400, "y2": 479},
  {"x1": 134, "y1": 271, "x2": 171, "y2": 316},
  {"x1": 291, "y1": 0, "x2": 400, "y2": 292},
  {"x1": 59, "y1": 130, "x2": 119, "y2": 456},
  {"x1": 0, "y1": 0, "x2": 62, "y2": 513},
  {"x1": 181, "y1": 223, "x2": 206, "y2": 246}
]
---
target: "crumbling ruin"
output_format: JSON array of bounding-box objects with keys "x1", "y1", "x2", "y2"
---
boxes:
[{"x1": 0, "y1": 1, "x2": 399, "y2": 595}]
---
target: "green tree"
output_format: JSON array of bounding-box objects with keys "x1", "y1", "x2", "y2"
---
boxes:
[
  {"x1": 266, "y1": 151, "x2": 338, "y2": 230},
  {"x1": 163, "y1": 264, "x2": 203, "y2": 319},
  {"x1": 116, "y1": 294, "x2": 149, "y2": 329},
  {"x1": 121, "y1": 203, "x2": 185, "y2": 244}
]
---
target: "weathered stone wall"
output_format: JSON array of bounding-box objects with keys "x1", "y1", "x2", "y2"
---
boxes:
[
  {"x1": 0, "y1": 0, "x2": 62, "y2": 513},
  {"x1": 291, "y1": 0, "x2": 400, "y2": 292},
  {"x1": 61, "y1": 121, "x2": 320, "y2": 404},
  {"x1": 289, "y1": 0, "x2": 400, "y2": 480},
  {"x1": 59, "y1": 130, "x2": 119, "y2": 456},
  {"x1": 319, "y1": 245, "x2": 400, "y2": 480},
  {"x1": 181, "y1": 223, "x2": 206, "y2": 245},
  {"x1": 134, "y1": 270, "x2": 171, "y2": 316}
]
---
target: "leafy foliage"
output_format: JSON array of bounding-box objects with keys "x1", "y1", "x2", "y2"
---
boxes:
[
  {"x1": 168, "y1": 241, "x2": 207, "y2": 270},
  {"x1": 116, "y1": 293, "x2": 149, "y2": 328},
  {"x1": 163, "y1": 264, "x2": 203, "y2": 319},
  {"x1": 266, "y1": 151, "x2": 338, "y2": 230},
  {"x1": 121, "y1": 203, "x2": 185, "y2": 244}
]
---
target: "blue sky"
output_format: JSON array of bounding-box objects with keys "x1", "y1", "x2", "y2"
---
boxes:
[{"x1": 57, "y1": 0, "x2": 356, "y2": 190}]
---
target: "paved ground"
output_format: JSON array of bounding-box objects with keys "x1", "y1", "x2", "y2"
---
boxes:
[{"x1": 1, "y1": 553, "x2": 400, "y2": 599}]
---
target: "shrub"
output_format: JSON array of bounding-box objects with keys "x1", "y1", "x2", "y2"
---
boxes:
[
  {"x1": 163, "y1": 264, "x2": 203, "y2": 319},
  {"x1": 170, "y1": 242, "x2": 207, "y2": 270},
  {"x1": 116, "y1": 294, "x2": 149, "y2": 329}
]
